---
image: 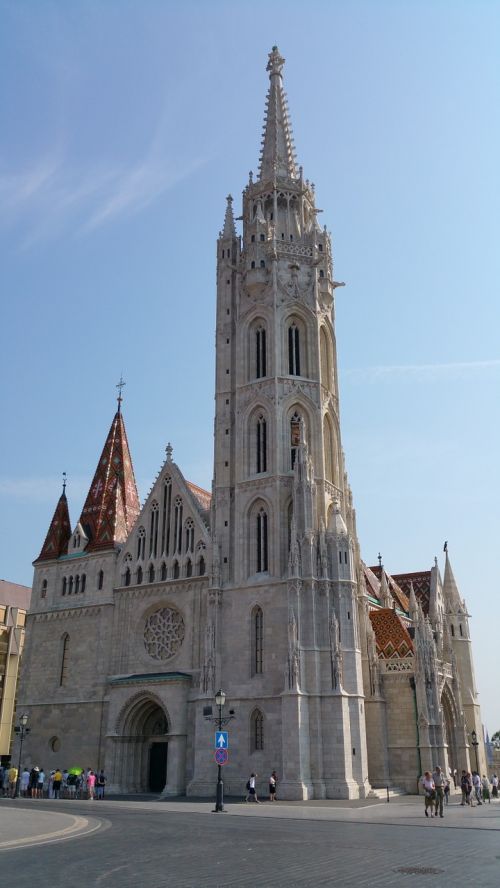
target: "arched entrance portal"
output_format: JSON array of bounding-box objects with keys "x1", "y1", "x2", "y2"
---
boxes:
[{"x1": 118, "y1": 696, "x2": 170, "y2": 793}]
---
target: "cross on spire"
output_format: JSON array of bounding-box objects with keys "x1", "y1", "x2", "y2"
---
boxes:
[
  {"x1": 378, "y1": 553, "x2": 383, "y2": 568},
  {"x1": 62, "y1": 471, "x2": 67, "y2": 494},
  {"x1": 116, "y1": 375, "x2": 126, "y2": 412}
]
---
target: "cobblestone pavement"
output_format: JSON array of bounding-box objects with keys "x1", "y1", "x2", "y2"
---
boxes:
[{"x1": 0, "y1": 796, "x2": 499, "y2": 886}]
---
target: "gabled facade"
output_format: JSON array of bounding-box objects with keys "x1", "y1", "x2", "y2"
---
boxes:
[{"x1": 16, "y1": 47, "x2": 486, "y2": 797}]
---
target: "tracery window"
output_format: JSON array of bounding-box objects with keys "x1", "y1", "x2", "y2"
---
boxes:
[
  {"x1": 161, "y1": 478, "x2": 172, "y2": 557},
  {"x1": 256, "y1": 415, "x2": 267, "y2": 474},
  {"x1": 174, "y1": 497, "x2": 183, "y2": 554},
  {"x1": 149, "y1": 502, "x2": 159, "y2": 559},
  {"x1": 251, "y1": 708, "x2": 264, "y2": 752},
  {"x1": 185, "y1": 518, "x2": 194, "y2": 554},
  {"x1": 288, "y1": 323, "x2": 301, "y2": 376},
  {"x1": 137, "y1": 526, "x2": 146, "y2": 561},
  {"x1": 256, "y1": 508, "x2": 268, "y2": 573}
]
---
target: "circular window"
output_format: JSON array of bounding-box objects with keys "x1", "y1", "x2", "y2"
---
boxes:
[
  {"x1": 143, "y1": 607, "x2": 185, "y2": 661},
  {"x1": 50, "y1": 736, "x2": 60, "y2": 753}
]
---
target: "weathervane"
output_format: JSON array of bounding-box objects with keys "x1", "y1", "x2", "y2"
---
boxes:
[{"x1": 116, "y1": 375, "x2": 126, "y2": 412}]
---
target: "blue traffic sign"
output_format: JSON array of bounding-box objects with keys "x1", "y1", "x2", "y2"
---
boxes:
[{"x1": 215, "y1": 731, "x2": 228, "y2": 749}]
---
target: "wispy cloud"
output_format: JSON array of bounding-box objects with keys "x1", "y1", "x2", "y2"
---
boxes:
[
  {"x1": 0, "y1": 140, "x2": 208, "y2": 248},
  {"x1": 344, "y1": 359, "x2": 500, "y2": 384}
]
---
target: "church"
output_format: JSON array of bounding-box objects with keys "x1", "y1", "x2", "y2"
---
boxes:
[{"x1": 17, "y1": 47, "x2": 486, "y2": 798}]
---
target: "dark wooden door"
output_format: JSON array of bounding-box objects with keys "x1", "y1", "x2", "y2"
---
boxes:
[{"x1": 149, "y1": 742, "x2": 168, "y2": 792}]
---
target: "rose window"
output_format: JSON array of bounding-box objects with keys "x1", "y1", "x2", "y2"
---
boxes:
[{"x1": 143, "y1": 607, "x2": 185, "y2": 661}]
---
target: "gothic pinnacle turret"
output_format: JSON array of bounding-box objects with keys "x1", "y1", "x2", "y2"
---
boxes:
[
  {"x1": 442, "y1": 548, "x2": 464, "y2": 613},
  {"x1": 258, "y1": 46, "x2": 298, "y2": 182},
  {"x1": 36, "y1": 476, "x2": 71, "y2": 562},
  {"x1": 221, "y1": 194, "x2": 236, "y2": 239}
]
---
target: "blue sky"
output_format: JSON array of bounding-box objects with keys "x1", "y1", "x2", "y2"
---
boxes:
[{"x1": 1, "y1": 1, "x2": 499, "y2": 731}]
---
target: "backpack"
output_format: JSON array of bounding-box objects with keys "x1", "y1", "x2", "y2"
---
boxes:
[{"x1": 246, "y1": 780, "x2": 251, "y2": 791}]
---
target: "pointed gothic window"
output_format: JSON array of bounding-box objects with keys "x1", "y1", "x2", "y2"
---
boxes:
[
  {"x1": 75, "y1": 575, "x2": 80, "y2": 594},
  {"x1": 251, "y1": 261, "x2": 256, "y2": 269},
  {"x1": 323, "y1": 415, "x2": 335, "y2": 484},
  {"x1": 161, "y1": 562, "x2": 167, "y2": 581},
  {"x1": 41, "y1": 579, "x2": 47, "y2": 598},
  {"x1": 252, "y1": 606, "x2": 264, "y2": 675},
  {"x1": 137, "y1": 527, "x2": 146, "y2": 561},
  {"x1": 256, "y1": 508, "x2": 268, "y2": 573},
  {"x1": 256, "y1": 415, "x2": 267, "y2": 474},
  {"x1": 137, "y1": 565, "x2": 143, "y2": 585},
  {"x1": 256, "y1": 327, "x2": 266, "y2": 379},
  {"x1": 81, "y1": 574, "x2": 86, "y2": 593},
  {"x1": 288, "y1": 323, "x2": 301, "y2": 376},
  {"x1": 185, "y1": 518, "x2": 194, "y2": 553},
  {"x1": 198, "y1": 556, "x2": 206, "y2": 576},
  {"x1": 290, "y1": 412, "x2": 301, "y2": 470},
  {"x1": 251, "y1": 708, "x2": 264, "y2": 752},
  {"x1": 125, "y1": 567, "x2": 131, "y2": 587},
  {"x1": 174, "y1": 497, "x2": 183, "y2": 554},
  {"x1": 60, "y1": 634, "x2": 70, "y2": 686},
  {"x1": 173, "y1": 560, "x2": 180, "y2": 579},
  {"x1": 149, "y1": 502, "x2": 159, "y2": 559},
  {"x1": 98, "y1": 569, "x2": 104, "y2": 590},
  {"x1": 68, "y1": 576, "x2": 73, "y2": 595},
  {"x1": 148, "y1": 564, "x2": 155, "y2": 583},
  {"x1": 186, "y1": 559, "x2": 192, "y2": 577},
  {"x1": 62, "y1": 577, "x2": 67, "y2": 596},
  {"x1": 161, "y1": 478, "x2": 172, "y2": 557}
]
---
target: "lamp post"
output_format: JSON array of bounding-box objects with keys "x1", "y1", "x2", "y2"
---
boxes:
[
  {"x1": 214, "y1": 689, "x2": 226, "y2": 813},
  {"x1": 14, "y1": 714, "x2": 30, "y2": 799},
  {"x1": 471, "y1": 729, "x2": 479, "y2": 773}
]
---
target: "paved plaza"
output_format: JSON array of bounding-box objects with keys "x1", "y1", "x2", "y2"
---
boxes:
[{"x1": 0, "y1": 794, "x2": 499, "y2": 886}]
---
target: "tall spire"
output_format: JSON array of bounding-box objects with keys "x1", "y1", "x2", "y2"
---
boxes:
[
  {"x1": 258, "y1": 46, "x2": 298, "y2": 182},
  {"x1": 222, "y1": 194, "x2": 236, "y2": 238},
  {"x1": 442, "y1": 548, "x2": 464, "y2": 613},
  {"x1": 36, "y1": 476, "x2": 71, "y2": 562},
  {"x1": 79, "y1": 405, "x2": 140, "y2": 552}
]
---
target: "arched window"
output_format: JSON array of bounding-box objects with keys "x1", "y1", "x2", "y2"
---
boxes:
[
  {"x1": 251, "y1": 708, "x2": 264, "y2": 752},
  {"x1": 174, "y1": 497, "x2": 183, "y2": 554},
  {"x1": 81, "y1": 574, "x2": 86, "y2": 594},
  {"x1": 256, "y1": 326, "x2": 266, "y2": 378},
  {"x1": 161, "y1": 478, "x2": 172, "y2": 556},
  {"x1": 137, "y1": 565, "x2": 143, "y2": 585},
  {"x1": 98, "y1": 569, "x2": 104, "y2": 590},
  {"x1": 124, "y1": 567, "x2": 131, "y2": 587},
  {"x1": 68, "y1": 576, "x2": 73, "y2": 595},
  {"x1": 149, "y1": 502, "x2": 159, "y2": 559},
  {"x1": 185, "y1": 518, "x2": 194, "y2": 553},
  {"x1": 41, "y1": 579, "x2": 47, "y2": 598},
  {"x1": 60, "y1": 635, "x2": 70, "y2": 686},
  {"x1": 290, "y1": 412, "x2": 301, "y2": 470},
  {"x1": 288, "y1": 323, "x2": 301, "y2": 375},
  {"x1": 148, "y1": 564, "x2": 155, "y2": 584},
  {"x1": 323, "y1": 414, "x2": 335, "y2": 484},
  {"x1": 252, "y1": 606, "x2": 264, "y2": 675},
  {"x1": 161, "y1": 562, "x2": 167, "y2": 581},
  {"x1": 75, "y1": 575, "x2": 80, "y2": 594},
  {"x1": 198, "y1": 556, "x2": 206, "y2": 576},
  {"x1": 459, "y1": 623, "x2": 463, "y2": 637},
  {"x1": 256, "y1": 415, "x2": 267, "y2": 474},
  {"x1": 320, "y1": 326, "x2": 332, "y2": 389},
  {"x1": 137, "y1": 527, "x2": 146, "y2": 561},
  {"x1": 186, "y1": 559, "x2": 192, "y2": 577},
  {"x1": 256, "y1": 508, "x2": 268, "y2": 573},
  {"x1": 451, "y1": 624, "x2": 455, "y2": 637},
  {"x1": 62, "y1": 577, "x2": 67, "y2": 596},
  {"x1": 173, "y1": 560, "x2": 180, "y2": 579}
]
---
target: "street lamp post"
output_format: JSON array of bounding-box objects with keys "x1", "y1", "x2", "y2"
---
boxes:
[
  {"x1": 471, "y1": 730, "x2": 479, "y2": 773},
  {"x1": 214, "y1": 689, "x2": 226, "y2": 813},
  {"x1": 13, "y1": 714, "x2": 30, "y2": 799}
]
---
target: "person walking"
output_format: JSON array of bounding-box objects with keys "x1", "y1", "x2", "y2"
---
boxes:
[
  {"x1": 52, "y1": 768, "x2": 63, "y2": 799},
  {"x1": 460, "y1": 770, "x2": 471, "y2": 805},
  {"x1": 432, "y1": 766, "x2": 446, "y2": 818},
  {"x1": 245, "y1": 773, "x2": 259, "y2": 803},
  {"x1": 87, "y1": 770, "x2": 96, "y2": 800},
  {"x1": 444, "y1": 779, "x2": 450, "y2": 805},
  {"x1": 421, "y1": 771, "x2": 436, "y2": 817},
  {"x1": 96, "y1": 770, "x2": 106, "y2": 799},
  {"x1": 269, "y1": 771, "x2": 278, "y2": 801},
  {"x1": 472, "y1": 771, "x2": 483, "y2": 805}
]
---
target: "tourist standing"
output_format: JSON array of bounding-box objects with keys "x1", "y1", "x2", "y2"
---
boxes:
[
  {"x1": 37, "y1": 768, "x2": 45, "y2": 798},
  {"x1": 96, "y1": 770, "x2": 106, "y2": 799},
  {"x1": 53, "y1": 768, "x2": 62, "y2": 799},
  {"x1": 20, "y1": 767, "x2": 30, "y2": 797},
  {"x1": 269, "y1": 771, "x2": 278, "y2": 801},
  {"x1": 472, "y1": 772, "x2": 483, "y2": 805},
  {"x1": 432, "y1": 766, "x2": 446, "y2": 818},
  {"x1": 482, "y1": 775, "x2": 491, "y2": 803},
  {"x1": 421, "y1": 771, "x2": 436, "y2": 817},
  {"x1": 87, "y1": 770, "x2": 96, "y2": 800},
  {"x1": 460, "y1": 770, "x2": 472, "y2": 805},
  {"x1": 491, "y1": 774, "x2": 498, "y2": 798}
]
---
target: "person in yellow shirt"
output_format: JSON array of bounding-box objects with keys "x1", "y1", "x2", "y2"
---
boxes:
[
  {"x1": 8, "y1": 766, "x2": 18, "y2": 798},
  {"x1": 53, "y1": 769, "x2": 63, "y2": 799}
]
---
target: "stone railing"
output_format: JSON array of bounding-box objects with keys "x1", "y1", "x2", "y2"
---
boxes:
[{"x1": 379, "y1": 658, "x2": 414, "y2": 674}]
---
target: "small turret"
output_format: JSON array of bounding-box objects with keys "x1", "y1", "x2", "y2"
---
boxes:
[
  {"x1": 35, "y1": 474, "x2": 71, "y2": 562},
  {"x1": 442, "y1": 548, "x2": 465, "y2": 614}
]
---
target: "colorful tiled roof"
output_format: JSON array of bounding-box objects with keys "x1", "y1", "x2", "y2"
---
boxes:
[
  {"x1": 392, "y1": 571, "x2": 431, "y2": 615},
  {"x1": 366, "y1": 565, "x2": 410, "y2": 613},
  {"x1": 187, "y1": 481, "x2": 212, "y2": 512},
  {"x1": 369, "y1": 608, "x2": 414, "y2": 659},
  {"x1": 79, "y1": 409, "x2": 140, "y2": 552},
  {"x1": 36, "y1": 491, "x2": 71, "y2": 562}
]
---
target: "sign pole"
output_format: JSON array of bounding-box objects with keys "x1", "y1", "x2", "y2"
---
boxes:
[{"x1": 214, "y1": 699, "x2": 224, "y2": 812}]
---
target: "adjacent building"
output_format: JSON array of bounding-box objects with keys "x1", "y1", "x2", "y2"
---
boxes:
[{"x1": 0, "y1": 579, "x2": 31, "y2": 764}]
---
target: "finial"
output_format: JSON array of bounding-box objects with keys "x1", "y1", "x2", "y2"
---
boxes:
[
  {"x1": 267, "y1": 46, "x2": 285, "y2": 77},
  {"x1": 166, "y1": 442, "x2": 173, "y2": 461},
  {"x1": 378, "y1": 552, "x2": 382, "y2": 568},
  {"x1": 62, "y1": 471, "x2": 67, "y2": 494},
  {"x1": 443, "y1": 540, "x2": 448, "y2": 553},
  {"x1": 226, "y1": 194, "x2": 233, "y2": 204},
  {"x1": 434, "y1": 556, "x2": 438, "y2": 567},
  {"x1": 116, "y1": 374, "x2": 126, "y2": 412},
  {"x1": 249, "y1": 170, "x2": 253, "y2": 184}
]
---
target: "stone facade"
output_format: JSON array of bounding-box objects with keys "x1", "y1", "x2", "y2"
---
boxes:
[{"x1": 16, "y1": 47, "x2": 486, "y2": 798}]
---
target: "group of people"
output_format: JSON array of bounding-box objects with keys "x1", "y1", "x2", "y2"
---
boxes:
[
  {"x1": 245, "y1": 771, "x2": 278, "y2": 803},
  {"x1": 0, "y1": 765, "x2": 107, "y2": 800},
  {"x1": 422, "y1": 766, "x2": 499, "y2": 817}
]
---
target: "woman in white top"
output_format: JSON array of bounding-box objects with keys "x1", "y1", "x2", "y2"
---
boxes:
[{"x1": 421, "y1": 771, "x2": 436, "y2": 817}]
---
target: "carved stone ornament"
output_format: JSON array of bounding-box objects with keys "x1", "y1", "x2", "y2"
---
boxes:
[{"x1": 143, "y1": 606, "x2": 185, "y2": 661}]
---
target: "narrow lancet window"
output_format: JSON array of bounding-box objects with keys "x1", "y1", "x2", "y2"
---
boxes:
[
  {"x1": 256, "y1": 415, "x2": 267, "y2": 474},
  {"x1": 256, "y1": 327, "x2": 267, "y2": 378},
  {"x1": 288, "y1": 323, "x2": 300, "y2": 375},
  {"x1": 256, "y1": 508, "x2": 268, "y2": 573}
]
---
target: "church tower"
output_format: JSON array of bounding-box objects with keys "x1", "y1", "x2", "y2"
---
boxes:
[{"x1": 212, "y1": 47, "x2": 370, "y2": 799}]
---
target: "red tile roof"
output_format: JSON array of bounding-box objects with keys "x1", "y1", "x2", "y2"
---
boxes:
[
  {"x1": 36, "y1": 491, "x2": 71, "y2": 562},
  {"x1": 366, "y1": 565, "x2": 410, "y2": 612},
  {"x1": 392, "y1": 571, "x2": 431, "y2": 614},
  {"x1": 369, "y1": 608, "x2": 414, "y2": 659}
]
